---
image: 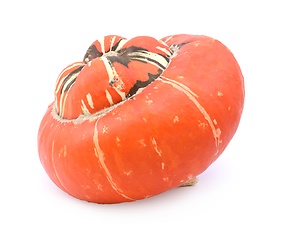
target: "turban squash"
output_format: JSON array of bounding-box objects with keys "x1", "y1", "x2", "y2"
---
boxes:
[{"x1": 38, "y1": 34, "x2": 244, "y2": 204}]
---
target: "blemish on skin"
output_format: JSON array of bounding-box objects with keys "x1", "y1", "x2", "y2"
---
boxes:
[
  {"x1": 93, "y1": 180, "x2": 103, "y2": 191},
  {"x1": 102, "y1": 125, "x2": 109, "y2": 133},
  {"x1": 216, "y1": 129, "x2": 222, "y2": 141},
  {"x1": 63, "y1": 145, "x2": 67, "y2": 157},
  {"x1": 97, "y1": 184, "x2": 103, "y2": 191},
  {"x1": 105, "y1": 90, "x2": 114, "y2": 105},
  {"x1": 124, "y1": 170, "x2": 133, "y2": 176},
  {"x1": 81, "y1": 99, "x2": 90, "y2": 115},
  {"x1": 86, "y1": 93, "x2": 94, "y2": 109},
  {"x1": 187, "y1": 174, "x2": 193, "y2": 180},
  {"x1": 217, "y1": 91, "x2": 223, "y2": 97},
  {"x1": 145, "y1": 99, "x2": 153, "y2": 105},
  {"x1": 93, "y1": 147, "x2": 98, "y2": 158},
  {"x1": 151, "y1": 138, "x2": 162, "y2": 156},
  {"x1": 173, "y1": 116, "x2": 179, "y2": 123},
  {"x1": 198, "y1": 121, "x2": 208, "y2": 129},
  {"x1": 138, "y1": 139, "x2": 146, "y2": 147},
  {"x1": 116, "y1": 136, "x2": 121, "y2": 144},
  {"x1": 163, "y1": 177, "x2": 169, "y2": 182},
  {"x1": 59, "y1": 145, "x2": 67, "y2": 158}
]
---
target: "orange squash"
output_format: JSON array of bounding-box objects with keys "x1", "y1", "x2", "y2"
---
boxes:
[{"x1": 38, "y1": 34, "x2": 244, "y2": 204}]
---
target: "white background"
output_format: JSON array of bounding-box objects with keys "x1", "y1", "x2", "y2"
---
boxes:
[{"x1": 1, "y1": 0, "x2": 281, "y2": 239}]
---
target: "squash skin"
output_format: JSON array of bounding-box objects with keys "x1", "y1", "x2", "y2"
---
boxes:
[{"x1": 38, "y1": 34, "x2": 244, "y2": 204}]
